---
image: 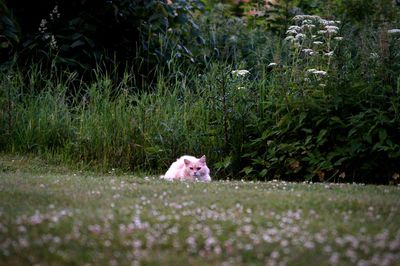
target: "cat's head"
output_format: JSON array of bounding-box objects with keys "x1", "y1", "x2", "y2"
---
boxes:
[{"x1": 184, "y1": 155, "x2": 207, "y2": 178}]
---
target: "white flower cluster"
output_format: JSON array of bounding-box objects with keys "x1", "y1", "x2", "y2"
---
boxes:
[
  {"x1": 284, "y1": 15, "x2": 343, "y2": 87},
  {"x1": 388, "y1": 29, "x2": 400, "y2": 34},
  {"x1": 39, "y1": 19, "x2": 47, "y2": 34},
  {"x1": 49, "y1": 5, "x2": 60, "y2": 21},
  {"x1": 307, "y1": 69, "x2": 327, "y2": 76},
  {"x1": 232, "y1": 70, "x2": 250, "y2": 77},
  {"x1": 38, "y1": 5, "x2": 61, "y2": 50},
  {"x1": 285, "y1": 15, "x2": 342, "y2": 57}
]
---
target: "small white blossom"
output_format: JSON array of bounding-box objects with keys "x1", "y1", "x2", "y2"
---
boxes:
[
  {"x1": 307, "y1": 69, "x2": 327, "y2": 76},
  {"x1": 302, "y1": 19, "x2": 313, "y2": 25},
  {"x1": 370, "y1": 52, "x2": 379, "y2": 59},
  {"x1": 229, "y1": 35, "x2": 238, "y2": 42},
  {"x1": 321, "y1": 19, "x2": 337, "y2": 26},
  {"x1": 285, "y1": 36, "x2": 295, "y2": 42},
  {"x1": 314, "y1": 70, "x2": 327, "y2": 76},
  {"x1": 326, "y1": 28, "x2": 338, "y2": 34},
  {"x1": 388, "y1": 29, "x2": 400, "y2": 34},
  {"x1": 295, "y1": 33, "x2": 305, "y2": 40},
  {"x1": 286, "y1": 29, "x2": 298, "y2": 35},
  {"x1": 307, "y1": 68, "x2": 317, "y2": 73},
  {"x1": 325, "y1": 25, "x2": 339, "y2": 31},
  {"x1": 324, "y1": 51, "x2": 334, "y2": 56},
  {"x1": 302, "y1": 49, "x2": 315, "y2": 56},
  {"x1": 232, "y1": 70, "x2": 250, "y2": 77},
  {"x1": 288, "y1": 26, "x2": 301, "y2": 31},
  {"x1": 268, "y1": 62, "x2": 278, "y2": 67},
  {"x1": 39, "y1": 19, "x2": 47, "y2": 33},
  {"x1": 313, "y1": 41, "x2": 323, "y2": 45},
  {"x1": 302, "y1": 24, "x2": 316, "y2": 29}
]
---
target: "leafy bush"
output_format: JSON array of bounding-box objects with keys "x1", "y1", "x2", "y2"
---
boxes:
[{"x1": 240, "y1": 15, "x2": 400, "y2": 184}]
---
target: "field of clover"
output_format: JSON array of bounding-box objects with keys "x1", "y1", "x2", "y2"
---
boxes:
[{"x1": 1, "y1": 156, "x2": 400, "y2": 265}]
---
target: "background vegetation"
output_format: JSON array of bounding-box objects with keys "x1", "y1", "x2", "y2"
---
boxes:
[{"x1": 1, "y1": 0, "x2": 400, "y2": 183}]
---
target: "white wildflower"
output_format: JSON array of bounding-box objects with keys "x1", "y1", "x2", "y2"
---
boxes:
[
  {"x1": 39, "y1": 19, "x2": 47, "y2": 33},
  {"x1": 388, "y1": 29, "x2": 400, "y2": 34},
  {"x1": 286, "y1": 29, "x2": 298, "y2": 35},
  {"x1": 314, "y1": 70, "x2": 327, "y2": 76},
  {"x1": 302, "y1": 24, "x2": 316, "y2": 29},
  {"x1": 325, "y1": 25, "x2": 339, "y2": 31},
  {"x1": 50, "y1": 35, "x2": 57, "y2": 49},
  {"x1": 327, "y1": 28, "x2": 338, "y2": 34},
  {"x1": 229, "y1": 35, "x2": 238, "y2": 42},
  {"x1": 232, "y1": 70, "x2": 250, "y2": 77},
  {"x1": 334, "y1": 36, "x2": 343, "y2": 41},
  {"x1": 295, "y1": 33, "x2": 305, "y2": 40},
  {"x1": 268, "y1": 62, "x2": 278, "y2": 67},
  {"x1": 29, "y1": 211, "x2": 43, "y2": 225},
  {"x1": 302, "y1": 48, "x2": 315, "y2": 55},
  {"x1": 307, "y1": 68, "x2": 318, "y2": 73},
  {"x1": 370, "y1": 52, "x2": 379, "y2": 59},
  {"x1": 288, "y1": 25, "x2": 301, "y2": 31},
  {"x1": 50, "y1": 5, "x2": 60, "y2": 20},
  {"x1": 307, "y1": 69, "x2": 327, "y2": 76},
  {"x1": 293, "y1": 15, "x2": 321, "y2": 22},
  {"x1": 320, "y1": 19, "x2": 336, "y2": 26},
  {"x1": 324, "y1": 51, "x2": 334, "y2": 56},
  {"x1": 285, "y1": 36, "x2": 295, "y2": 42},
  {"x1": 302, "y1": 19, "x2": 313, "y2": 25},
  {"x1": 313, "y1": 41, "x2": 323, "y2": 45}
]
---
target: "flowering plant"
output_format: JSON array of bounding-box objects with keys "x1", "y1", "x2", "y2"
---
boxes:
[{"x1": 284, "y1": 15, "x2": 343, "y2": 91}]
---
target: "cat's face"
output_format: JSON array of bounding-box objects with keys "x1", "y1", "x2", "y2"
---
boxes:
[{"x1": 184, "y1": 155, "x2": 207, "y2": 178}]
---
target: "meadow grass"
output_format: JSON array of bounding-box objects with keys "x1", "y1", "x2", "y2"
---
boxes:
[
  {"x1": 2, "y1": 19, "x2": 400, "y2": 183},
  {"x1": 1, "y1": 155, "x2": 399, "y2": 265}
]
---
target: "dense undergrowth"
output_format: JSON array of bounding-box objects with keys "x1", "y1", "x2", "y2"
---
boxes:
[{"x1": 1, "y1": 1, "x2": 400, "y2": 183}]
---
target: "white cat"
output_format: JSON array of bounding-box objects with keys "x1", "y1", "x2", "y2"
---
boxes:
[{"x1": 162, "y1": 155, "x2": 211, "y2": 182}]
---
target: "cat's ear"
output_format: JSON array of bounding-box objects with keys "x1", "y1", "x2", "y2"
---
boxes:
[
  {"x1": 184, "y1": 159, "x2": 191, "y2": 166},
  {"x1": 199, "y1": 155, "x2": 206, "y2": 163}
]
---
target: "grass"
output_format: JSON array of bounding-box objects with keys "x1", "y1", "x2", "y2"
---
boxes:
[{"x1": 1, "y1": 155, "x2": 399, "y2": 265}]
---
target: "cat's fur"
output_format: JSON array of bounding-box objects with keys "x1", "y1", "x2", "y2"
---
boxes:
[{"x1": 162, "y1": 155, "x2": 211, "y2": 182}]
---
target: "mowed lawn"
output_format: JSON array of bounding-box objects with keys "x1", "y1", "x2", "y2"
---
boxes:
[{"x1": 1, "y1": 156, "x2": 399, "y2": 265}]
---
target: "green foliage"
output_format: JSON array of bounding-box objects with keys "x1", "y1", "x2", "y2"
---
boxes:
[
  {"x1": 4, "y1": 0, "x2": 203, "y2": 86},
  {"x1": 0, "y1": 1, "x2": 19, "y2": 66},
  {"x1": 240, "y1": 15, "x2": 400, "y2": 183},
  {"x1": 1, "y1": 0, "x2": 400, "y2": 183},
  {"x1": 333, "y1": 0, "x2": 400, "y2": 24}
]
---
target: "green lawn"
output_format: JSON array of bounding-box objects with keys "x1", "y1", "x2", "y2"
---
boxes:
[{"x1": 1, "y1": 155, "x2": 399, "y2": 265}]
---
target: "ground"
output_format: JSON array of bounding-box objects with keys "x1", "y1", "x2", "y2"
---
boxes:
[{"x1": 0, "y1": 155, "x2": 399, "y2": 265}]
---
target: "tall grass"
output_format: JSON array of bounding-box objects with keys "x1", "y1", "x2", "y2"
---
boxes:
[{"x1": 0, "y1": 63, "x2": 254, "y2": 175}]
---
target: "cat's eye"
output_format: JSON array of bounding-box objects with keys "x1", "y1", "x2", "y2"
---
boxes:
[
  {"x1": 196, "y1": 167, "x2": 201, "y2": 170},
  {"x1": 189, "y1": 167, "x2": 194, "y2": 170}
]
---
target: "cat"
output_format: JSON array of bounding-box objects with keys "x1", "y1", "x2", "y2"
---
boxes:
[{"x1": 162, "y1": 155, "x2": 211, "y2": 182}]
